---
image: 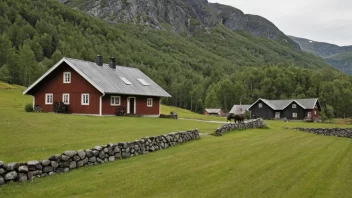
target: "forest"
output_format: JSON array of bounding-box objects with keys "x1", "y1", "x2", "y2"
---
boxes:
[{"x1": 0, "y1": 0, "x2": 350, "y2": 118}]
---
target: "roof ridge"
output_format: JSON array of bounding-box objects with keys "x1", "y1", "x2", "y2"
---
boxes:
[{"x1": 65, "y1": 57, "x2": 139, "y2": 70}]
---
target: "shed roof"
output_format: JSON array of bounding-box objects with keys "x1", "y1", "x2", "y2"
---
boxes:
[
  {"x1": 205, "y1": 109, "x2": 222, "y2": 114},
  {"x1": 248, "y1": 98, "x2": 319, "y2": 110},
  {"x1": 23, "y1": 57, "x2": 171, "y2": 97},
  {"x1": 229, "y1": 105, "x2": 251, "y2": 114}
]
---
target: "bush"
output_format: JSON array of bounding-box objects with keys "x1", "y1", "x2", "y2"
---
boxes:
[
  {"x1": 24, "y1": 103, "x2": 33, "y2": 112},
  {"x1": 53, "y1": 101, "x2": 68, "y2": 114}
]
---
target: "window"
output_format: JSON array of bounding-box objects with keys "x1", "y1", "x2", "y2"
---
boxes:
[
  {"x1": 137, "y1": 78, "x2": 150, "y2": 86},
  {"x1": 147, "y1": 98, "x2": 153, "y2": 107},
  {"x1": 81, "y1": 94, "x2": 89, "y2": 105},
  {"x1": 110, "y1": 96, "x2": 121, "y2": 106},
  {"x1": 63, "y1": 72, "x2": 71, "y2": 83},
  {"x1": 293, "y1": 113, "x2": 298, "y2": 118},
  {"x1": 62, "y1": 94, "x2": 70, "y2": 105},
  {"x1": 119, "y1": 76, "x2": 132, "y2": 85},
  {"x1": 292, "y1": 104, "x2": 297, "y2": 108},
  {"x1": 45, "y1": 94, "x2": 53, "y2": 105},
  {"x1": 258, "y1": 103, "x2": 263, "y2": 108}
]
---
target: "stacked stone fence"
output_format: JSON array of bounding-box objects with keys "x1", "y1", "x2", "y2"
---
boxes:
[
  {"x1": 0, "y1": 129, "x2": 200, "y2": 186},
  {"x1": 213, "y1": 118, "x2": 266, "y2": 136},
  {"x1": 293, "y1": 128, "x2": 352, "y2": 138}
]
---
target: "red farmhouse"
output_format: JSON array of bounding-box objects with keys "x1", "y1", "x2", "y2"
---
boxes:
[{"x1": 23, "y1": 56, "x2": 171, "y2": 116}]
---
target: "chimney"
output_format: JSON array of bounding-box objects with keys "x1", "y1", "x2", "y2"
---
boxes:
[
  {"x1": 109, "y1": 57, "x2": 116, "y2": 69},
  {"x1": 96, "y1": 55, "x2": 103, "y2": 66}
]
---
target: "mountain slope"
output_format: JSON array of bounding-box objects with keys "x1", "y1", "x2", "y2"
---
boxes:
[
  {"x1": 290, "y1": 36, "x2": 352, "y2": 74},
  {"x1": 58, "y1": 0, "x2": 299, "y2": 49}
]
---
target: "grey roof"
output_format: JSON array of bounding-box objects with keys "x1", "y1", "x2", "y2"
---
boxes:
[
  {"x1": 205, "y1": 109, "x2": 222, "y2": 114},
  {"x1": 24, "y1": 57, "x2": 171, "y2": 97},
  {"x1": 229, "y1": 105, "x2": 251, "y2": 114},
  {"x1": 249, "y1": 98, "x2": 319, "y2": 110}
]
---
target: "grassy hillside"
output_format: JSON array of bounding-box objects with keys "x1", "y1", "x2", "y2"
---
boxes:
[
  {"x1": 0, "y1": 83, "x2": 221, "y2": 162},
  {"x1": 326, "y1": 52, "x2": 352, "y2": 74},
  {"x1": 290, "y1": 36, "x2": 352, "y2": 74},
  {"x1": 161, "y1": 105, "x2": 225, "y2": 121},
  {"x1": 327, "y1": 52, "x2": 352, "y2": 62}
]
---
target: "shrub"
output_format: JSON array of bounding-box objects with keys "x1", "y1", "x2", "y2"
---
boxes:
[
  {"x1": 24, "y1": 103, "x2": 34, "y2": 112},
  {"x1": 53, "y1": 101, "x2": 68, "y2": 114}
]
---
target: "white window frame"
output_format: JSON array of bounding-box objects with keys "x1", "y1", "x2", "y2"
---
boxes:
[
  {"x1": 258, "y1": 103, "x2": 263, "y2": 108},
  {"x1": 63, "y1": 72, "x2": 71, "y2": 84},
  {"x1": 292, "y1": 104, "x2": 297, "y2": 108},
  {"x1": 62, "y1": 93, "x2": 70, "y2": 105},
  {"x1": 110, "y1": 96, "x2": 121, "y2": 106},
  {"x1": 147, "y1": 98, "x2": 153, "y2": 107},
  {"x1": 293, "y1": 112, "x2": 298, "y2": 118},
  {"x1": 119, "y1": 76, "x2": 132, "y2": 85},
  {"x1": 137, "y1": 78, "x2": 150, "y2": 86},
  {"x1": 81, "y1": 93, "x2": 89, "y2": 105},
  {"x1": 45, "y1": 93, "x2": 53, "y2": 105}
]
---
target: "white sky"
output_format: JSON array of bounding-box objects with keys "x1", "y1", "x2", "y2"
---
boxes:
[{"x1": 208, "y1": 0, "x2": 352, "y2": 46}]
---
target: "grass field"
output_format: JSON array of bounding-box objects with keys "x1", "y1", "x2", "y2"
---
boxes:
[
  {"x1": 0, "y1": 85, "x2": 221, "y2": 162},
  {"x1": 1, "y1": 82, "x2": 352, "y2": 197},
  {"x1": 161, "y1": 105, "x2": 226, "y2": 121}
]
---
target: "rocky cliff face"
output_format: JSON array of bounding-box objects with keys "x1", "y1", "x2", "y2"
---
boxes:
[
  {"x1": 58, "y1": 0, "x2": 297, "y2": 47},
  {"x1": 290, "y1": 36, "x2": 352, "y2": 74}
]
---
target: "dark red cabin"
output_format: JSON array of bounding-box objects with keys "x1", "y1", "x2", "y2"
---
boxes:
[{"x1": 23, "y1": 56, "x2": 171, "y2": 116}]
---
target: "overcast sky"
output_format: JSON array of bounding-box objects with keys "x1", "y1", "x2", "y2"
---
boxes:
[{"x1": 208, "y1": 0, "x2": 352, "y2": 46}]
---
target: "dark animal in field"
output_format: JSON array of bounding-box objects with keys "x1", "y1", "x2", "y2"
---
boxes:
[{"x1": 227, "y1": 114, "x2": 244, "y2": 123}]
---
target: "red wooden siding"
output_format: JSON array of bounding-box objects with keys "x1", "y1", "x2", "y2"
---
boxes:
[
  {"x1": 29, "y1": 63, "x2": 101, "y2": 114},
  {"x1": 102, "y1": 95, "x2": 127, "y2": 115},
  {"x1": 102, "y1": 95, "x2": 160, "y2": 115},
  {"x1": 136, "y1": 97, "x2": 160, "y2": 115},
  {"x1": 28, "y1": 62, "x2": 161, "y2": 116}
]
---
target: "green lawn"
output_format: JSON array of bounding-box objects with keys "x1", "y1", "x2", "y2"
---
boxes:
[
  {"x1": 161, "y1": 105, "x2": 226, "y2": 121},
  {"x1": 1, "y1": 83, "x2": 352, "y2": 197},
  {"x1": 0, "y1": 85, "x2": 221, "y2": 162},
  {"x1": 1, "y1": 127, "x2": 352, "y2": 197}
]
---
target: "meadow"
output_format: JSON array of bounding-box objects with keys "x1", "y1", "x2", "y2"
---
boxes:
[
  {"x1": 0, "y1": 85, "x2": 220, "y2": 162},
  {"x1": 1, "y1": 83, "x2": 352, "y2": 197}
]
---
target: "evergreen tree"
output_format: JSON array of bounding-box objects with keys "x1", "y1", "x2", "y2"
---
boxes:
[{"x1": 0, "y1": 65, "x2": 12, "y2": 82}]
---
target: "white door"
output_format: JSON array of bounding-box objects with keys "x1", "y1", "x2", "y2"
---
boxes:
[{"x1": 275, "y1": 112, "x2": 280, "y2": 119}]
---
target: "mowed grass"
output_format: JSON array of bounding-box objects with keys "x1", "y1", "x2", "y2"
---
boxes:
[
  {"x1": 1, "y1": 128, "x2": 352, "y2": 197},
  {"x1": 2, "y1": 82, "x2": 352, "y2": 197},
  {"x1": 0, "y1": 85, "x2": 220, "y2": 162},
  {"x1": 161, "y1": 105, "x2": 226, "y2": 121}
]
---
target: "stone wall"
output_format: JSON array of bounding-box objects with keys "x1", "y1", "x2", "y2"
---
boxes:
[
  {"x1": 213, "y1": 118, "x2": 266, "y2": 136},
  {"x1": 0, "y1": 129, "x2": 200, "y2": 186},
  {"x1": 293, "y1": 128, "x2": 352, "y2": 138}
]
